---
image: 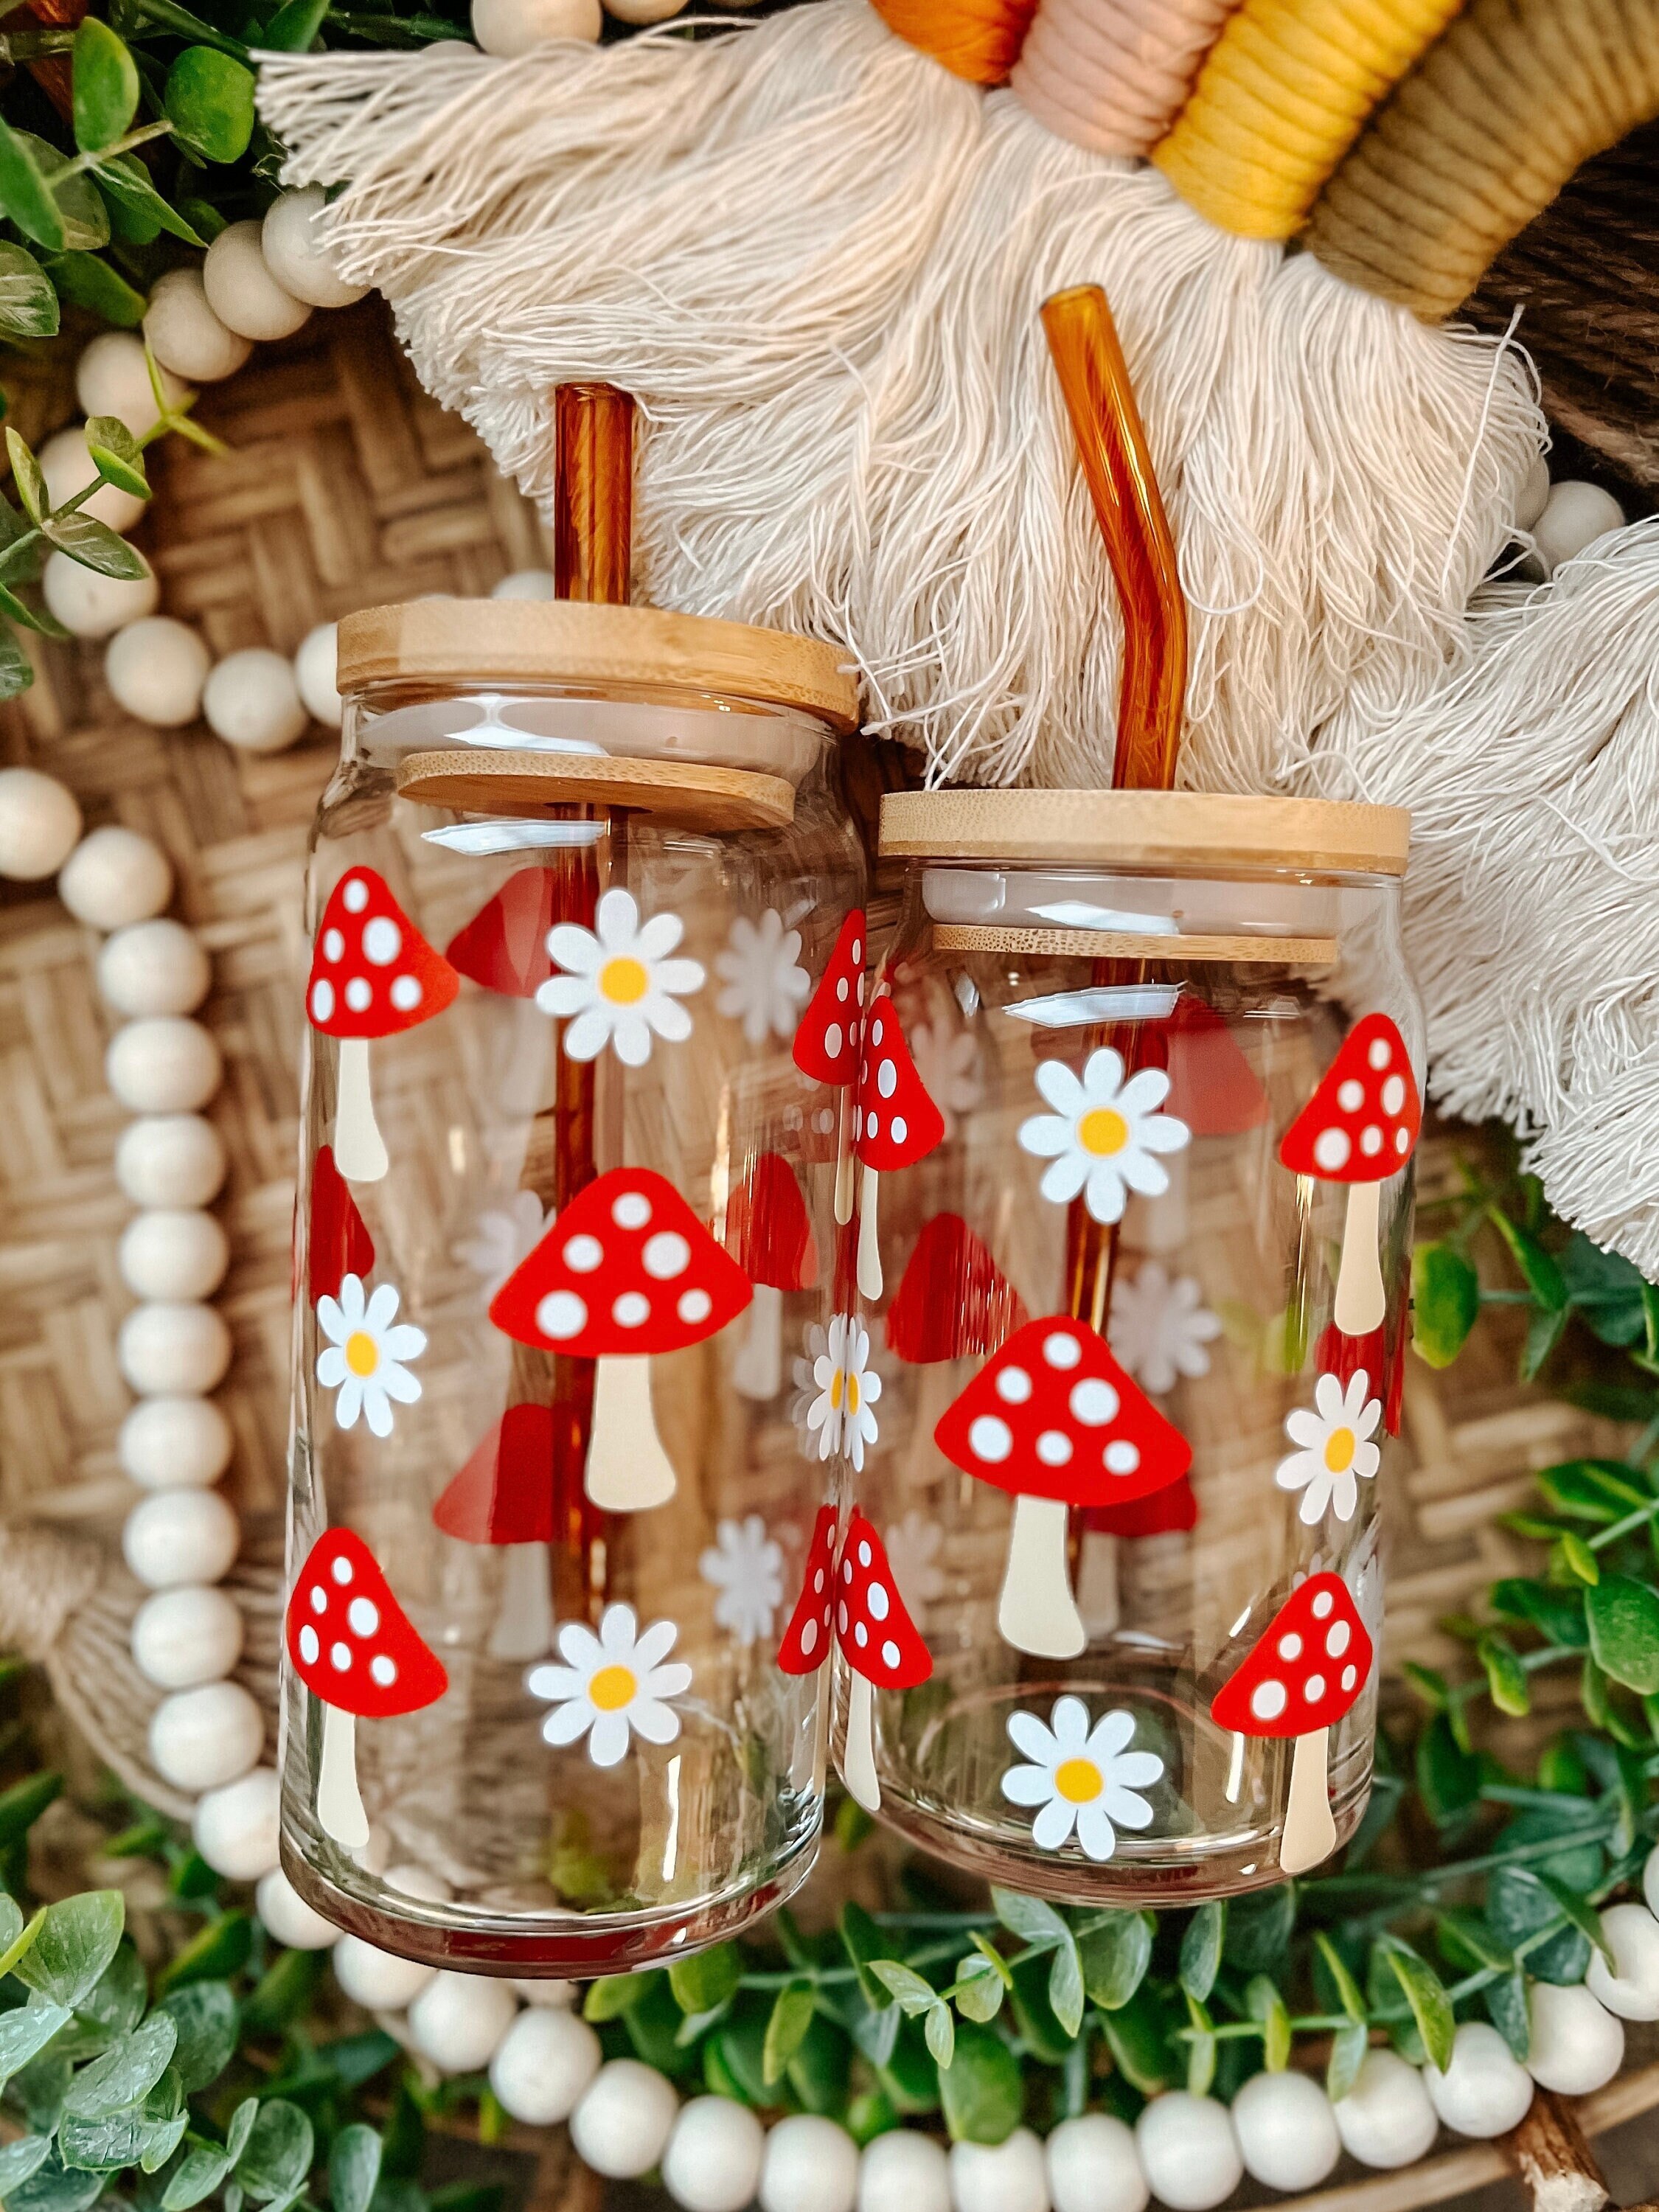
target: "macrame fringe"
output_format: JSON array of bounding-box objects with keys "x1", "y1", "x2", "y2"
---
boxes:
[{"x1": 1310, "y1": 519, "x2": 1659, "y2": 1279}]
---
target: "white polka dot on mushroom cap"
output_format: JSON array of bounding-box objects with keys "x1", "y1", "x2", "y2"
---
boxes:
[
  {"x1": 372, "y1": 1655, "x2": 396, "y2": 1686},
  {"x1": 1037, "y1": 1430, "x2": 1073, "y2": 1466},
  {"x1": 878, "y1": 1059, "x2": 897, "y2": 1097},
  {"x1": 1251, "y1": 1680, "x2": 1287, "y2": 1721},
  {"x1": 1360, "y1": 1124, "x2": 1383, "y2": 1156},
  {"x1": 882, "y1": 1640, "x2": 900, "y2": 1669},
  {"x1": 825, "y1": 1020, "x2": 843, "y2": 1057},
  {"x1": 564, "y1": 1235, "x2": 602, "y2": 1272},
  {"x1": 800, "y1": 1618, "x2": 818, "y2": 1657},
  {"x1": 1341, "y1": 1663, "x2": 1357, "y2": 1691},
  {"x1": 1104, "y1": 1440, "x2": 1140, "y2": 1474},
  {"x1": 1394, "y1": 1127, "x2": 1410, "y2": 1152},
  {"x1": 1314, "y1": 1127, "x2": 1352, "y2": 1171},
  {"x1": 1279, "y1": 1632, "x2": 1302, "y2": 1660},
  {"x1": 1071, "y1": 1378, "x2": 1119, "y2": 1426},
  {"x1": 1327, "y1": 1621, "x2": 1351, "y2": 1657},
  {"x1": 332, "y1": 1555, "x2": 353, "y2": 1583},
  {"x1": 1305, "y1": 1673, "x2": 1326, "y2": 1702},
  {"x1": 323, "y1": 929, "x2": 344, "y2": 961},
  {"x1": 643, "y1": 1231, "x2": 689, "y2": 1279},
  {"x1": 331, "y1": 1641, "x2": 352, "y2": 1669},
  {"x1": 855, "y1": 1621, "x2": 868, "y2": 1646},
  {"x1": 969, "y1": 1415, "x2": 1013, "y2": 1462},
  {"x1": 852, "y1": 938, "x2": 862, "y2": 964},
  {"x1": 613, "y1": 1293, "x2": 650, "y2": 1328},
  {"x1": 299, "y1": 1624, "x2": 319, "y2": 1663},
  {"x1": 891, "y1": 1116, "x2": 908, "y2": 1144},
  {"x1": 389, "y1": 975, "x2": 422, "y2": 1012},
  {"x1": 1043, "y1": 1329, "x2": 1082, "y2": 1369},
  {"x1": 1381, "y1": 1074, "x2": 1406, "y2": 1116},
  {"x1": 537, "y1": 1290, "x2": 588, "y2": 1340},
  {"x1": 858, "y1": 1540, "x2": 871, "y2": 1567},
  {"x1": 346, "y1": 978, "x2": 371, "y2": 1012},
  {"x1": 343, "y1": 877, "x2": 369, "y2": 914},
  {"x1": 311, "y1": 980, "x2": 335, "y2": 1022},
  {"x1": 1311, "y1": 1590, "x2": 1334, "y2": 1618},
  {"x1": 612, "y1": 1191, "x2": 652, "y2": 1230},
  {"x1": 678, "y1": 1288, "x2": 712, "y2": 1325},
  {"x1": 363, "y1": 917, "x2": 402, "y2": 965},
  {"x1": 996, "y1": 1366, "x2": 1032, "y2": 1404},
  {"x1": 1338, "y1": 1079, "x2": 1364, "y2": 1111},
  {"x1": 348, "y1": 1598, "x2": 378, "y2": 1636},
  {"x1": 310, "y1": 1587, "x2": 326, "y2": 1613},
  {"x1": 838, "y1": 1601, "x2": 848, "y2": 1633},
  {"x1": 868, "y1": 1582, "x2": 889, "y2": 1621},
  {"x1": 1368, "y1": 1036, "x2": 1391, "y2": 1070}
]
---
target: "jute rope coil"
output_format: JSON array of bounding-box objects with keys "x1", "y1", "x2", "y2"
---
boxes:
[
  {"x1": 1304, "y1": 0, "x2": 1659, "y2": 320},
  {"x1": 1150, "y1": 0, "x2": 1465, "y2": 240},
  {"x1": 1010, "y1": 0, "x2": 1242, "y2": 159}
]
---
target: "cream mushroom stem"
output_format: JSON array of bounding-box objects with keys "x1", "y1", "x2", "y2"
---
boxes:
[
  {"x1": 856, "y1": 1165, "x2": 883, "y2": 1301},
  {"x1": 731, "y1": 1284, "x2": 783, "y2": 1402},
  {"x1": 1075, "y1": 1529, "x2": 1121, "y2": 1639},
  {"x1": 841, "y1": 1669, "x2": 880, "y2": 1812},
  {"x1": 584, "y1": 1352, "x2": 678, "y2": 1512},
  {"x1": 998, "y1": 1495, "x2": 1086, "y2": 1660},
  {"x1": 488, "y1": 1542, "x2": 554, "y2": 1662},
  {"x1": 1225, "y1": 1728, "x2": 1246, "y2": 1803},
  {"x1": 1332, "y1": 1179, "x2": 1386, "y2": 1335},
  {"x1": 1280, "y1": 1725, "x2": 1336, "y2": 1874},
  {"x1": 834, "y1": 1093, "x2": 855, "y2": 1226},
  {"x1": 316, "y1": 1703, "x2": 369, "y2": 1850},
  {"x1": 333, "y1": 1035, "x2": 389, "y2": 1184}
]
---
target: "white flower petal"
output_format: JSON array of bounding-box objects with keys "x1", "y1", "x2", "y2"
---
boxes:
[
  {"x1": 317, "y1": 1346, "x2": 347, "y2": 1388},
  {"x1": 593, "y1": 888, "x2": 641, "y2": 949},
  {"x1": 1083, "y1": 1161, "x2": 1129, "y2": 1224},
  {"x1": 1117, "y1": 1149, "x2": 1171, "y2": 1198},
  {"x1": 1136, "y1": 1112, "x2": 1191, "y2": 1157},
  {"x1": 633, "y1": 1619, "x2": 678, "y2": 1672},
  {"x1": 1314, "y1": 1371, "x2": 1346, "y2": 1422},
  {"x1": 1275, "y1": 1450, "x2": 1317, "y2": 1492},
  {"x1": 379, "y1": 1362, "x2": 421, "y2": 1406},
  {"x1": 1001, "y1": 1764, "x2": 1056, "y2": 1808},
  {"x1": 333, "y1": 1374, "x2": 363, "y2": 1428},
  {"x1": 1049, "y1": 1695, "x2": 1092, "y2": 1749},
  {"x1": 599, "y1": 1603, "x2": 639, "y2": 1652},
  {"x1": 649, "y1": 995, "x2": 695, "y2": 1043},
  {"x1": 526, "y1": 1665, "x2": 584, "y2": 1702},
  {"x1": 543, "y1": 1700, "x2": 595, "y2": 1747},
  {"x1": 1032, "y1": 1795, "x2": 1080, "y2": 1852},
  {"x1": 363, "y1": 1385, "x2": 394, "y2": 1439},
  {"x1": 557, "y1": 1622, "x2": 602, "y2": 1672},
  {"x1": 1111, "y1": 1752, "x2": 1165, "y2": 1792},
  {"x1": 1075, "y1": 1804, "x2": 1120, "y2": 1862},
  {"x1": 547, "y1": 923, "x2": 603, "y2": 974},
  {"x1": 1020, "y1": 1112, "x2": 1074, "y2": 1162},
  {"x1": 382, "y1": 1324, "x2": 427, "y2": 1363},
  {"x1": 612, "y1": 1015, "x2": 654, "y2": 1068},
  {"x1": 653, "y1": 958, "x2": 705, "y2": 1000},
  {"x1": 364, "y1": 1281, "x2": 400, "y2": 1332},
  {"x1": 1087, "y1": 1708, "x2": 1135, "y2": 1760},
  {"x1": 1298, "y1": 1477, "x2": 1330, "y2": 1526},
  {"x1": 628, "y1": 1697, "x2": 683, "y2": 1747},
  {"x1": 636, "y1": 911, "x2": 686, "y2": 961},
  {"x1": 1284, "y1": 1409, "x2": 1325, "y2": 1450},
  {"x1": 588, "y1": 1711, "x2": 633, "y2": 1767},
  {"x1": 1118, "y1": 1067, "x2": 1173, "y2": 1116},
  {"x1": 1006, "y1": 1710, "x2": 1060, "y2": 1767},
  {"x1": 1101, "y1": 1784, "x2": 1154, "y2": 1832},
  {"x1": 1039, "y1": 1152, "x2": 1090, "y2": 1206},
  {"x1": 560, "y1": 1006, "x2": 613, "y2": 1060},
  {"x1": 1081, "y1": 1047, "x2": 1126, "y2": 1099},
  {"x1": 316, "y1": 1294, "x2": 347, "y2": 1344},
  {"x1": 1353, "y1": 1441, "x2": 1381, "y2": 1481},
  {"x1": 1034, "y1": 1060, "x2": 1085, "y2": 1115}
]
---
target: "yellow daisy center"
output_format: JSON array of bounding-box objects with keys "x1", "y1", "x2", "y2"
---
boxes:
[
  {"x1": 1324, "y1": 1425, "x2": 1356, "y2": 1473},
  {"x1": 345, "y1": 1331, "x2": 380, "y2": 1377},
  {"x1": 1078, "y1": 1107, "x2": 1129, "y2": 1158},
  {"x1": 588, "y1": 1664, "x2": 637, "y2": 1712},
  {"x1": 599, "y1": 956, "x2": 650, "y2": 1005},
  {"x1": 1054, "y1": 1757, "x2": 1102, "y2": 1805},
  {"x1": 830, "y1": 1369, "x2": 844, "y2": 1410},
  {"x1": 845, "y1": 1373, "x2": 860, "y2": 1416}
]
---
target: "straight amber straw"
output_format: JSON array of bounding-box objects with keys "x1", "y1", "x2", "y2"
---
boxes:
[{"x1": 553, "y1": 383, "x2": 636, "y2": 607}]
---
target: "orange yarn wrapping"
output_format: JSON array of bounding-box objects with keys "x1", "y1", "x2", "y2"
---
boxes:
[{"x1": 869, "y1": 0, "x2": 1042, "y2": 83}]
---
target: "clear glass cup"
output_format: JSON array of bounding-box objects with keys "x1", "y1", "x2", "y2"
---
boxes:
[
  {"x1": 282, "y1": 599, "x2": 864, "y2": 1973},
  {"x1": 838, "y1": 787, "x2": 1419, "y2": 1903}
]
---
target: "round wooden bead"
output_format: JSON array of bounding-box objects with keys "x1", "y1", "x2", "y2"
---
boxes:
[
  {"x1": 1585, "y1": 1902, "x2": 1659, "y2": 2020},
  {"x1": 602, "y1": 0, "x2": 686, "y2": 22},
  {"x1": 204, "y1": 221, "x2": 312, "y2": 342},
  {"x1": 757, "y1": 2115, "x2": 858, "y2": 2212},
  {"x1": 1230, "y1": 2069, "x2": 1340, "y2": 2191},
  {"x1": 204, "y1": 649, "x2": 308, "y2": 755},
  {"x1": 98, "y1": 919, "x2": 210, "y2": 1018},
  {"x1": 1135, "y1": 2094, "x2": 1242, "y2": 2210},
  {"x1": 119, "y1": 1211, "x2": 229, "y2": 1303},
  {"x1": 132, "y1": 1585, "x2": 244, "y2": 1688},
  {"x1": 76, "y1": 332, "x2": 185, "y2": 438},
  {"x1": 119, "y1": 1394, "x2": 232, "y2": 1488},
  {"x1": 108, "y1": 1018, "x2": 222, "y2": 1115},
  {"x1": 192, "y1": 1766, "x2": 279, "y2": 1879},
  {"x1": 1646, "y1": 1844, "x2": 1659, "y2": 1919},
  {"x1": 122, "y1": 1486, "x2": 240, "y2": 1588},
  {"x1": 570, "y1": 2061, "x2": 679, "y2": 2181},
  {"x1": 256, "y1": 1866, "x2": 338, "y2": 1951},
  {"x1": 116, "y1": 1116, "x2": 226, "y2": 1208},
  {"x1": 1045, "y1": 2114, "x2": 1146, "y2": 2212},
  {"x1": 855, "y1": 2131, "x2": 950, "y2": 2212},
  {"x1": 488, "y1": 2008, "x2": 600, "y2": 2126},
  {"x1": 59, "y1": 825, "x2": 172, "y2": 929},
  {"x1": 949, "y1": 2128, "x2": 1046, "y2": 2212},
  {"x1": 1514, "y1": 453, "x2": 1550, "y2": 533},
  {"x1": 490, "y1": 570, "x2": 554, "y2": 600},
  {"x1": 1526, "y1": 1980, "x2": 1624, "y2": 2093},
  {"x1": 1332, "y1": 2050, "x2": 1438, "y2": 2169},
  {"x1": 0, "y1": 768, "x2": 81, "y2": 881},
  {"x1": 42, "y1": 550, "x2": 159, "y2": 639},
  {"x1": 105, "y1": 617, "x2": 212, "y2": 728},
  {"x1": 509, "y1": 1978, "x2": 577, "y2": 2006},
  {"x1": 332, "y1": 1936, "x2": 434, "y2": 2011},
  {"x1": 293, "y1": 622, "x2": 341, "y2": 726},
  {"x1": 148, "y1": 1680, "x2": 263, "y2": 1792},
  {"x1": 471, "y1": 0, "x2": 600, "y2": 55},
  {"x1": 1425, "y1": 2021, "x2": 1534, "y2": 2138},
  {"x1": 408, "y1": 1972, "x2": 518, "y2": 2074},
  {"x1": 261, "y1": 189, "x2": 369, "y2": 310},
  {"x1": 1534, "y1": 481, "x2": 1626, "y2": 577},
  {"x1": 39, "y1": 425, "x2": 145, "y2": 535},
  {"x1": 118, "y1": 1301, "x2": 232, "y2": 1396},
  {"x1": 660, "y1": 2096, "x2": 765, "y2": 2212},
  {"x1": 144, "y1": 268, "x2": 251, "y2": 383}
]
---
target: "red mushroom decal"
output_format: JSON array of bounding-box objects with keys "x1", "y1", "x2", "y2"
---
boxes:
[
  {"x1": 490, "y1": 1166, "x2": 751, "y2": 1513},
  {"x1": 445, "y1": 866, "x2": 595, "y2": 998},
  {"x1": 726, "y1": 1152, "x2": 819, "y2": 1402},
  {"x1": 433, "y1": 1404, "x2": 559, "y2": 1661},
  {"x1": 1210, "y1": 1571, "x2": 1373, "y2": 1875},
  {"x1": 308, "y1": 1144, "x2": 375, "y2": 1307},
  {"x1": 853, "y1": 998, "x2": 945, "y2": 1303},
  {"x1": 1279, "y1": 1013, "x2": 1420, "y2": 1340},
  {"x1": 834, "y1": 1509, "x2": 931, "y2": 1813},
  {"x1": 776, "y1": 1503, "x2": 838, "y2": 1791},
  {"x1": 307, "y1": 869, "x2": 459, "y2": 1184},
  {"x1": 885, "y1": 1213, "x2": 1027, "y2": 1365},
  {"x1": 1077, "y1": 1477, "x2": 1199, "y2": 1638},
  {"x1": 934, "y1": 1316, "x2": 1192, "y2": 1660},
  {"x1": 793, "y1": 910, "x2": 866, "y2": 1225},
  {"x1": 1162, "y1": 994, "x2": 1270, "y2": 1136},
  {"x1": 285, "y1": 1528, "x2": 448, "y2": 1849}
]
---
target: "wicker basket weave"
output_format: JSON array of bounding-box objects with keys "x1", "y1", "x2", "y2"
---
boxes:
[{"x1": 0, "y1": 305, "x2": 1655, "y2": 2209}]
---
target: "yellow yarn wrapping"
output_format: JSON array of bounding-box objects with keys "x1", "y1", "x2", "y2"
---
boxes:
[
  {"x1": 1152, "y1": 0, "x2": 1465, "y2": 240},
  {"x1": 1306, "y1": 0, "x2": 1659, "y2": 319}
]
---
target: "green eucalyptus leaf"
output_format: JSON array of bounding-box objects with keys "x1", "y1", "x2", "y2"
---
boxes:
[
  {"x1": 161, "y1": 2143, "x2": 232, "y2": 2212},
  {"x1": 261, "y1": 0, "x2": 330, "y2": 49},
  {"x1": 1179, "y1": 1901, "x2": 1225, "y2": 2005},
  {"x1": 0, "y1": 623, "x2": 34, "y2": 700},
  {"x1": 921, "y1": 2001, "x2": 953, "y2": 2070},
  {"x1": 1486, "y1": 1970, "x2": 1531, "y2": 2062},
  {"x1": 1376, "y1": 1938, "x2": 1454, "y2": 2073},
  {"x1": 164, "y1": 49, "x2": 257, "y2": 166},
  {"x1": 936, "y1": 2025, "x2": 1020, "y2": 2146},
  {"x1": 1537, "y1": 1461, "x2": 1651, "y2": 1522},
  {"x1": 92, "y1": 156, "x2": 206, "y2": 249},
  {"x1": 60, "y1": 2069, "x2": 187, "y2": 2174},
  {"x1": 0, "y1": 1886, "x2": 21, "y2": 1954},
  {"x1": 667, "y1": 1944, "x2": 740, "y2": 2018},
  {"x1": 0, "y1": 243, "x2": 58, "y2": 340},
  {"x1": 839, "y1": 1904, "x2": 906, "y2": 2014},
  {"x1": 1096, "y1": 1986, "x2": 1172, "y2": 2096},
  {"x1": 0, "y1": 121, "x2": 66, "y2": 251},
  {"x1": 1489, "y1": 1579, "x2": 1589, "y2": 1649},
  {"x1": 234, "y1": 2101, "x2": 313, "y2": 2204},
  {"x1": 1411, "y1": 1242, "x2": 1479, "y2": 1368},
  {"x1": 1326, "y1": 2019, "x2": 1369, "y2": 2104},
  {"x1": 1077, "y1": 1910, "x2": 1152, "y2": 2011},
  {"x1": 1587, "y1": 1573, "x2": 1659, "y2": 1694},
  {"x1": 1245, "y1": 1975, "x2": 1292, "y2": 2072},
  {"x1": 0, "y1": 2003, "x2": 74, "y2": 2089},
  {"x1": 61, "y1": 2012, "x2": 178, "y2": 2121},
  {"x1": 4, "y1": 2144, "x2": 108, "y2": 2212},
  {"x1": 75, "y1": 1942, "x2": 146, "y2": 2035},
  {"x1": 1523, "y1": 1302, "x2": 1569, "y2": 1382},
  {"x1": 41, "y1": 509, "x2": 148, "y2": 582},
  {"x1": 1313, "y1": 1933, "x2": 1368, "y2": 2023},
  {"x1": 1557, "y1": 1533, "x2": 1601, "y2": 1587},
  {"x1": 761, "y1": 1980, "x2": 815, "y2": 2087},
  {"x1": 1047, "y1": 1932, "x2": 1084, "y2": 2039},
  {"x1": 1489, "y1": 1209, "x2": 1568, "y2": 1312},
  {"x1": 72, "y1": 21, "x2": 139, "y2": 154},
  {"x1": 84, "y1": 417, "x2": 147, "y2": 500},
  {"x1": 0, "y1": 2137, "x2": 53, "y2": 2199},
  {"x1": 990, "y1": 1889, "x2": 1069, "y2": 1952},
  {"x1": 1222, "y1": 1884, "x2": 1297, "y2": 1972},
  {"x1": 582, "y1": 1971, "x2": 656, "y2": 2023},
  {"x1": 1531, "y1": 1871, "x2": 1615, "y2": 1968},
  {"x1": 1557, "y1": 1233, "x2": 1651, "y2": 1344},
  {"x1": 1478, "y1": 1633, "x2": 1531, "y2": 1717},
  {"x1": 1434, "y1": 1911, "x2": 1512, "y2": 1977},
  {"x1": 158, "y1": 1982, "x2": 238, "y2": 2093},
  {"x1": 6, "y1": 428, "x2": 47, "y2": 526},
  {"x1": 786, "y1": 2014, "x2": 850, "y2": 2117},
  {"x1": 226, "y1": 2098, "x2": 259, "y2": 2166},
  {"x1": 327, "y1": 2124, "x2": 381, "y2": 2212},
  {"x1": 13, "y1": 1893, "x2": 124, "y2": 2013},
  {"x1": 1183, "y1": 1994, "x2": 1216, "y2": 2098},
  {"x1": 869, "y1": 1963, "x2": 940, "y2": 2018},
  {"x1": 1416, "y1": 1711, "x2": 1481, "y2": 1826},
  {"x1": 0, "y1": 1902, "x2": 47, "y2": 1981},
  {"x1": 952, "y1": 1953, "x2": 1006, "y2": 2025}
]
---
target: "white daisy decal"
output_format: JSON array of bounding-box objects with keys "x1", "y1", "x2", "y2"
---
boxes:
[
  {"x1": 884, "y1": 1510, "x2": 945, "y2": 1612},
  {"x1": 908, "y1": 1019, "x2": 982, "y2": 1138},
  {"x1": 457, "y1": 1190, "x2": 550, "y2": 1301},
  {"x1": 535, "y1": 887, "x2": 704, "y2": 1067},
  {"x1": 699, "y1": 1514, "x2": 785, "y2": 1646},
  {"x1": 316, "y1": 1273, "x2": 426, "y2": 1439},
  {"x1": 1001, "y1": 1697, "x2": 1163, "y2": 1862},
  {"x1": 1276, "y1": 1369, "x2": 1382, "y2": 1526},
  {"x1": 807, "y1": 1313, "x2": 882, "y2": 1472},
  {"x1": 1108, "y1": 1261, "x2": 1222, "y2": 1394},
  {"x1": 1018, "y1": 1048, "x2": 1189, "y2": 1226},
  {"x1": 790, "y1": 1321, "x2": 830, "y2": 1462},
  {"x1": 714, "y1": 908, "x2": 810, "y2": 1046},
  {"x1": 526, "y1": 1602, "x2": 692, "y2": 1767}
]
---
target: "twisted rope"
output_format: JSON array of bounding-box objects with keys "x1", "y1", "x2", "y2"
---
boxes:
[
  {"x1": 1011, "y1": 0, "x2": 1241, "y2": 159},
  {"x1": 868, "y1": 0, "x2": 1041, "y2": 80}
]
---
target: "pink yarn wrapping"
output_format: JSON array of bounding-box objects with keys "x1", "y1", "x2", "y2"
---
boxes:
[{"x1": 1011, "y1": 0, "x2": 1242, "y2": 156}]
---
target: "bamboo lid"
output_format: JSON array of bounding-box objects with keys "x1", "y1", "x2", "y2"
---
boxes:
[
  {"x1": 880, "y1": 789, "x2": 1411, "y2": 875},
  {"x1": 337, "y1": 601, "x2": 860, "y2": 731}
]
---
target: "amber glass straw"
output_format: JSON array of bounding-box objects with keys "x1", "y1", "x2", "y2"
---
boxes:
[
  {"x1": 553, "y1": 383, "x2": 636, "y2": 607},
  {"x1": 1040, "y1": 285, "x2": 1186, "y2": 793}
]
